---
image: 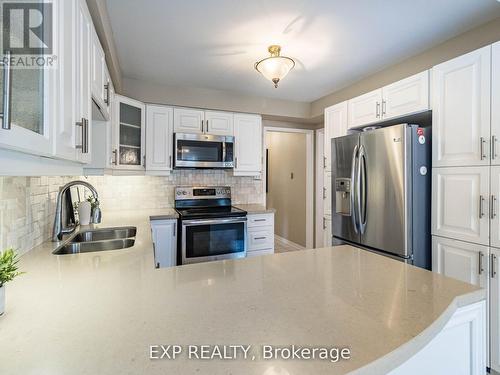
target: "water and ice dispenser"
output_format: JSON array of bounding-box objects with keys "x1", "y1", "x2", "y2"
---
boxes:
[{"x1": 335, "y1": 178, "x2": 351, "y2": 216}]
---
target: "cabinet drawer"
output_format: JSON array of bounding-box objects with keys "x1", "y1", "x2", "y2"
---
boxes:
[
  {"x1": 247, "y1": 214, "x2": 274, "y2": 228},
  {"x1": 248, "y1": 227, "x2": 274, "y2": 251}
]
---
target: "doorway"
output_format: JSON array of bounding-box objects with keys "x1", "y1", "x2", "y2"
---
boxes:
[{"x1": 263, "y1": 127, "x2": 314, "y2": 250}]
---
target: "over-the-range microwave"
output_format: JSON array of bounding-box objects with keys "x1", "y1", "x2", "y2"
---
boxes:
[{"x1": 174, "y1": 133, "x2": 234, "y2": 169}]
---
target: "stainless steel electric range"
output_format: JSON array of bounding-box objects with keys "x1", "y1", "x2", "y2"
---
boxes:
[{"x1": 174, "y1": 186, "x2": 247, "y2": 265}]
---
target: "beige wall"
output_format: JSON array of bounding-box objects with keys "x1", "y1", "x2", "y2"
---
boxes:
[
  {"x1": 311, "y1": 16, "x2": 500, "y2": 119},
  {"x1": 122, "y1": 77, "x2": 311, "y2": 120},
  {"x1": 266, "y1": 131, "x2": 307, "y2": 247}
]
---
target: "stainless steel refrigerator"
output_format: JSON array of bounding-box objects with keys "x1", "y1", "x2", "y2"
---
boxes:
[{"x1": 331, "y1": 123, "x2": 431, "y2": 269}]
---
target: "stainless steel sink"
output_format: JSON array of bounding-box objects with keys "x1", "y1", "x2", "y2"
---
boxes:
[
  {"x1": 53, "y1": 238, "x2": 135, "y2": 255},
  {"x1": 70, "y1": 227, "x2": 137, "y2": 243}
]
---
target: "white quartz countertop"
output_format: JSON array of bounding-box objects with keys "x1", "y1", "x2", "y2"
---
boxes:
[
  {"x1": 234, "y1": 204, "x2": 276, "y2": 214},
  {"x1": 0, "y1": 210, "x2": 484, "y2": 375}
]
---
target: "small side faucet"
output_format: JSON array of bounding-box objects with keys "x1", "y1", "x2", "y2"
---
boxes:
[{"x1": 52, "y1": 180, "x2": 101, "y2": 241}]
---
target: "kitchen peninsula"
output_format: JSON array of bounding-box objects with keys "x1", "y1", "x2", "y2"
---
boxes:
[{"x1": 0, "y1": 211, "x2": 486, "y2": 375}]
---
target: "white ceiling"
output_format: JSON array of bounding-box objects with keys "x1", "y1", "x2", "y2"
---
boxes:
[{"x1": 106, "y1": 0, "x2": 500, "y2": 102}]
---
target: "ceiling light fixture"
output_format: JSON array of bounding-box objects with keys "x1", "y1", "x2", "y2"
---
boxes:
[{"x1": 254, "y1": 45, "x2": 295, "y2": 88}]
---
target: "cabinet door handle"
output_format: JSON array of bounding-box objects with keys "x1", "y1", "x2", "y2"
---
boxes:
[
  {"x1": 492, "y1": 254, "x2": 497, "y2": 278},
  {"x1": 112, "y1": 149, "x2": 118, "y2": 165},
  {"x1": 253, "y1": 219, "x2": 267, "y2": 222},
  {"x1": 376, "y1": 102, "x2": 380, "y2": 118},
  {"x1": 205, "y1": 120, "x2": 208, "y2": 133},
  {"x1": 255, "y1": 237, "x2": 267, "y2": 240},
  {"x1": 323, "y1": 156, "x2": 327, "y2": 169},
  {"x1": 104, "y1": 83, "x2": 110, "y2": 106},
  {"x1": 323, "y1": 217, "x2": 327, "y2": 230},
  {"x1": 235, "y1": 157, "x2": 238, "y2": 169},
  {"x1": 0, "y1": 50, "x2": 12, "y2": 130},
  {"x1": 479, "y1": 252, "x2": 484, "y2": 275},
  {"x1": 480, "y1": 137, "x2": 486, "y2": 160},
  {"x1": 382, "y1": 100, "x2": 387, "y2": 116},
  {"x1": 169, "y1": 155, "x2": 172, "y2": 168},
  {"x1": 201, "y1": 120, "x2": 204, "y2": 132},
  {"x1": 492, "y1": 195, "x2": 497, "y2": 219},
  {"x1": 323, "y1": 187, "x2": 327, "y2": 199},
  {"x1": 76, "y1": 118, "x2": 88, "y2": 153},
  {"x1": 479, "y1": 195, "x2": 485, "y2": 218},
  {"x1": 492, "y1": 135, "x2": 497, "y2": 160}
]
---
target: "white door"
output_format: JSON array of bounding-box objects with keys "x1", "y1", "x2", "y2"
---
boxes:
[
  {"x1": 91, "y1": 27, "x2": 105, "y2": 109},
  {"x1": 347, "y1": 89, "x2": 383, "y2": 129},
  {"x1": 432, "y1": 46, "x2": 491, "y2": 167},
  {"x1": 151, "y1": 220, "x2": 177, "y2": 268},
  {"x1": 205, "y1": 111, "x2": 233, "y2": 135},
  {"x1": 432, "y1": 236, "x2": 489, "y2": 288},
  {"x1": 74, "y1": 0, "x2": 92, "y2": 164},
  {"x1": 324, "y1": 101, "x2": 348, "y2": 171},
  {"x1": 113, "y1": 95, "x2": 145, "y2": 170},
  {"x1": 491, "y1": 247, "x2": 500, "y2": 374},
  {"x1": 173, "y1": 108, "x2": 204, "y2": 134},
  {"x1": 324, "y1": 171, "x2": 332, "y2": 216},
  {"x1": 432, "y1": 167, "x2": 489, "y2": 245},
  {"x1": 382, "y1": 71, "x2": 429, "y2": 120},
  {"x1": 315, "y1": 129, "x2": 325, "y2": 248},
  {"x1": 146, "y1": 105, "x2": 173, "y2": 172},
  {"x1": 323, "y1": 216, "x2": 332, "y2": 247},
  {"x1": 492, "y1": 42, "x2": 500, "y2": 166},
  {"x1": 234, "y1": 113, "x2": 262, "y2": 175}
]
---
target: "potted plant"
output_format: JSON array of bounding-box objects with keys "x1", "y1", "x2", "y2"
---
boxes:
[{"x1": 0, "y1": 248, "x2": 24, "y2": 315}]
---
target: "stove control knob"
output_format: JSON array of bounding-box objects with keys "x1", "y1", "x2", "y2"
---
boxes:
[{"x1": 182, "y1": 191, "x2": 187, "y2": 195}]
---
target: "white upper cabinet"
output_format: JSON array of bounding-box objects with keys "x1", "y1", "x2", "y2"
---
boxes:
[
  {"x1": 432, "y1": 236, "x2": 489, "y2": 288},
  {"x1": 112, "y1": 95, "x2": 145, "y2": 170},
  {"x1": 91, "y1": 27, "x2": 106, "y2": 115},
  {"x1": 205, "y1": 111, "x2": 233, "y2": 136},
  {"x1": 233, "y1": 113, "x2": 262, "y2": 175},
  {"x1": 173, "y1": 108, "x2": 204, "y2": 134},
  {"x1": 382, "y1": 71, "x2": 429, "y2": 120},
  {"x1": 491, "y1": 247, "x2": 500, "y2": 374},
  {"x1": 324, "y1": 101, "x2": 348, "y2": 171},
  {"x1": 74, "y1": 0, "x2": 92, "y2": 164},
  {"x1": 348, "y1": 89, "x2": 383, "y2": 129},
  {"x1": 432, "y1": 166, "x2": 490, "y2": 245},
  {"x1": 146, "y1": 105, "x2": 173, "y2": 173},
  {"x1": 492, "y1": 42, "x2": 500, "y2": 166},
  {"x1": 432, "y1": 46, "x2": 491, "y2": 167}
]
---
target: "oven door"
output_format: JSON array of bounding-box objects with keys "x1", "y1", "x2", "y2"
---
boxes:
[
  {"x1": 174, "y1": 133, "x2": 234, "y2": 169},
  {"x1": 181, "y1": 217, "x2": 247, "y2": 264}
]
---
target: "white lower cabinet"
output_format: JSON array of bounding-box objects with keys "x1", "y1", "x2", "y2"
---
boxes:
[
  {"x1": 323, "y1": 216, "x2": 332, "y2": 247},
  {"x1": 432, "y1": 167, "x2": 490, "y2": 245},
  {"x1": 432, "y1": 236, "x2": 489, "y2": 288},
  {"x1": 246, "y1": 213, "x2": 274, "y2": 257},
  {"x1": 491, "y1": 247, "x2": 500, "y2": 374},
  {"x1": 150, "y1": 219, "x2": 177, "y2": 268}
]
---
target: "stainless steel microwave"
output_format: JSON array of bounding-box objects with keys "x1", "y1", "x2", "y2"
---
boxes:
[{"x1": 174, "y1": 133, "x2": 234, "y2": 169}]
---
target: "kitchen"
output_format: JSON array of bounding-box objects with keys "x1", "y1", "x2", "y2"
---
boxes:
[{"x1": 1, "y1": 1, "x2": 500, "y2": 374}]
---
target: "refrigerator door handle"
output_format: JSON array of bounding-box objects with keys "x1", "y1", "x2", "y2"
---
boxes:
[
  {"x1": 351, "y1": 145, "x2": 359, "y2": 233},
  {"x1": 358, "y1": 145, "x2": 367, "y2": 234}
]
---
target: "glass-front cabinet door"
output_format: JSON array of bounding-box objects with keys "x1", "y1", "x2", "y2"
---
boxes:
[
  {"x1": 0, "y1": 1, "x2": 55, "y2": 156},
  {"x1": 112, "y1": 94, "x2": 145, "y2": 169}
]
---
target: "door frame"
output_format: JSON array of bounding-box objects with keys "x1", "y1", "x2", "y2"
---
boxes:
[
  {"x1": 315, "y1": 129, "x2": 325, "y2": 248},
  {"x1": 263, "y1": 126, "x2": 315, "y2": 249}
]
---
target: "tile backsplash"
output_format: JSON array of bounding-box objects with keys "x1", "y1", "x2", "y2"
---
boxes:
[{"x1": 0, "y1": 171, "x2": 263, "y2": 255}]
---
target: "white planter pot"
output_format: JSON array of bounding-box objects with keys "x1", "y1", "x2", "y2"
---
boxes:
[
  {"x1": 0, "y1": 285, "x2": 5, "y2": 316},
  {"x1": 78, "y1": 201, "x2": 92, "y2": 225}
]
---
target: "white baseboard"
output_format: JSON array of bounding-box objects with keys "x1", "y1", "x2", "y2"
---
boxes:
[{"x1": 274, "y1": 235, "x2": 305, "y2": 251}]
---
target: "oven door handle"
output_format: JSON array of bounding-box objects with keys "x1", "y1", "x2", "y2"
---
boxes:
[{"x1": 182, "y1": 217, "x2": 248, "y2": 226}]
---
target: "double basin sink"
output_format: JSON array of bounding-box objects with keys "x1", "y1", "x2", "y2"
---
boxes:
[{"x1": 53, "y1": 227, "x2": 137, "y2": 255}]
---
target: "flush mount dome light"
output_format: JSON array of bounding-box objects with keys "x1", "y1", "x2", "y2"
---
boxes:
[{"x1": 254, "y1": 45, "x2": 295, "y2": 88}]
